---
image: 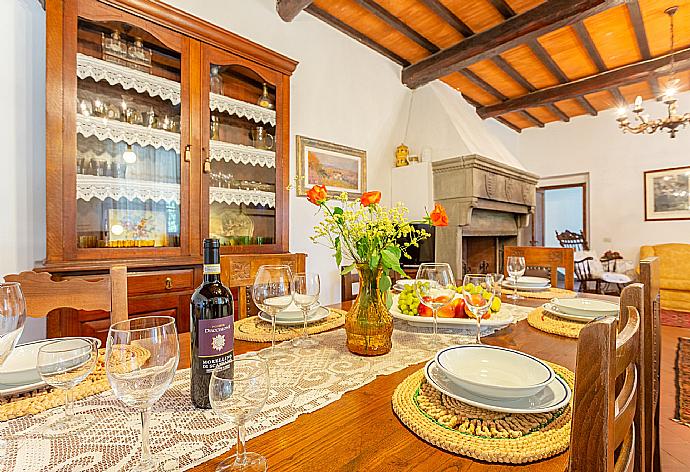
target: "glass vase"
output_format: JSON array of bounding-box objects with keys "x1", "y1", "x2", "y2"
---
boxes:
[{"x1": 345, "y1": 264, "x2": 393, "y2": 356}]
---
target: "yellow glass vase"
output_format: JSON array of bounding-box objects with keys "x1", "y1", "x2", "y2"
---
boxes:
[{"x1": 345, "y1": 264, "x2": 393, "y2": 356}]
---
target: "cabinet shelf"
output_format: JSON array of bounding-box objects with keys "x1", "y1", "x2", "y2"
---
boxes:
[
  {"x1": 76, "y1": 174, "x2": 180, "y2": 204},
  {"x1": 76, "y1": 53, "x2": 181, "y2": 105},
  {"x1": 209, "y1": 140, "x2": 275, "y2": 167},
  {"x1": 210, "y1": 92, "x2": 276, "y2": 126},
  {"x1": 77, "y1": 114, "x2": 181, "y2": 153},
  {"x1": 209, "y1": 186, "x2": 275, "y2": 208}
]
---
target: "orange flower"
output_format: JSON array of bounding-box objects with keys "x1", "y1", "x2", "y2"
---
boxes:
[
  {"x1": 429, "y1": 203, "x2": 448, "y2": 227},
  {"x1": 360, "y1": 191, "x2": 381, "y2": 207},
  {"x1": 306, "y1": 185, "x2": 328, "y2": 205}
]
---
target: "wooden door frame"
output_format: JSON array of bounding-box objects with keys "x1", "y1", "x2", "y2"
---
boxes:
[{"x1": 534, "y1": 182, "x2": 588, "y2": 247}]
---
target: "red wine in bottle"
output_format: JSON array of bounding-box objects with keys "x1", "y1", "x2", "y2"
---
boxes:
[{"x1": 190, "y1": 238, "x2": 234, "y2": 408}]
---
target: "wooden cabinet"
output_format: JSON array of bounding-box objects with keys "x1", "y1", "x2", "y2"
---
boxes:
[{"x1": 41, "y1": 0, "x2": 298, "y2": 339}]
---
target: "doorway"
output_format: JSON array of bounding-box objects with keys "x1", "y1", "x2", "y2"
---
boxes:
[{"x1": 532, "y1": 183, "x2": 588, "y2": 247}]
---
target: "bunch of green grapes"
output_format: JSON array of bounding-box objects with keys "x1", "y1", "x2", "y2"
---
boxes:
[{"x1": 397, "y1": 284, "x2": 421, "y2": 316}]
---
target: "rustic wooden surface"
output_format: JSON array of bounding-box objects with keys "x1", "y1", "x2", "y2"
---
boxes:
[{"x1": 176, "y1": 293, "x2": 634, "y2": 471}]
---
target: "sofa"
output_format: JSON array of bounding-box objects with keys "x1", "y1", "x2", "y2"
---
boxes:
[{"x1": 640, "y1": 243, "x2": 690, "y2": 312}]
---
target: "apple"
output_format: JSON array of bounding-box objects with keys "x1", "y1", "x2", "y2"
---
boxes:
[
  {"x1": 437, "y1": 301, "x2": 456, "y2": 318},
  {"x1": 418, "y1": 303, "x2": 432, "y2": 317},
  {"x1": 454, "y1": 298, "x2": 467, "y2": 318}
]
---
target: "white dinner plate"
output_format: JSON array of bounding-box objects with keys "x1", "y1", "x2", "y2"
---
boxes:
[
  {"x1": 551, "y1": 298, "x2": 619, "y2": 316},
  {"x1": 0, "y1": 379, "x2": 47, "y2": 397},
  {"x1": 390, "y1": 294, "x2": 513, "y2": 328},
  {"x1": 259, "y1": 306, "x2": 330, "y2": 326},
  {"x1": 541, "y1": 303, "x2": 597, "y2": 323},
  {"x1": 509, "y1": 276, "x2": 550, "y2": 287},
  {"x1": 424, "y1": 359, "x2": 572, "y2": 414},
  {"x1": 502, "y1": 280, "x2": 552, "y2": 291}
]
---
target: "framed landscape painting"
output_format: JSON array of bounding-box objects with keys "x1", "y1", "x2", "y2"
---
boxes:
[
  {"x1": 296, "y1": 135, "x2": 366, "y2": 199},
  {"x1": 644, "y1": 165, "x2": 690, "y2": 221}
]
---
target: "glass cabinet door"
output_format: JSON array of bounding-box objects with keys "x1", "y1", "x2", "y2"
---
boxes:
[
  {"x1": 74, "y1": 13, "x2": 187, "y2": 252},
  {"x1": 202, "y1": 50, "x2": 282, "y2": 251}
]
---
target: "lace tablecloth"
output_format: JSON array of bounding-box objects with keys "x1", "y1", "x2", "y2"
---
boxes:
[{"x1": 0, "y1": 304, "x2": 530, "y2": 471}]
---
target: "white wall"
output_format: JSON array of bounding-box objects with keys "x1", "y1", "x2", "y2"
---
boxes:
[
  {"x1": 518, "y1": 94, "x2": 690, "y2": 261},
  {"x1": 0, "y1": 0, "x2": 46, "y2": 342}
]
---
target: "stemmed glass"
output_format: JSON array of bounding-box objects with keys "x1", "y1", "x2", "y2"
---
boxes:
[
  {"x1": 252, "y1": 265, "x2": 293, "y2": 360},
  {"x1": 291, "y1": 273, "x2": 320, "y2": 348},
  {"x1": 0, "y1": 282, "x2": 26, "y2": 365},
  {"x1": 506, "y1": 256, "x2": 526, "y2": 300},
  {"x1": 106, "y1": 316, "x2": 180, "y2": 471},
  {"x1": 414, "y1": 263, "x2": 456, "y2": 348},
  {"x1": 209, "y1": 357, "x2": 270, "y2": 472},
  {"x1": 37, "y1": 338, "x2": 98, "y2": 433},
  {"x1": 462, "y1": 274, "x2": 495, "y2": 344}
]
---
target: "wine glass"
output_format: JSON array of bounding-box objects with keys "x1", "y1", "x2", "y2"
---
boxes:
[
  {"x1": 252, "y1": 265, "x2": 293, "y2": 360},
  {"x1": 462, "y1": 274, "x2": 495, "y2": 344},
  {"x1": 37, "y1": 337, "x2": 98, "y2": 433},
  {"x1": 414, "y1": 263, "x2": 456, "y2": 348},
  {"x1": 106, "y1": 316, "x2": 180, "y2": 471},
  {"x1": 209, "y1": 357, "x2": 270, "y2": 472},
  {"x1": 506, "y1": 256, "x2": 526, "y2": 300},
  {"x1": 291, "y1": 273, "x2": 320, "y2": 348},
  {"x1": 487, "y1": 272, "x2": 505, "y2": 298},
  {"x1": 0, "y1": 282, "x2": 26, "y2": 366}
]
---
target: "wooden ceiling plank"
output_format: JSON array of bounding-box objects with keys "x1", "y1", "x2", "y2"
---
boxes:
[
  {"x1": 627, "y1": 0, "x2": 651, "y2": 59},
  {"x1": 277, "y1": 0, "x2": 314, "y2": 21},
  {"x1": 351, "y1": 0, "x2": 439, "y2": 52},
  {"x1": 547, "y1": 103, "x2": 571, "y2": 121},
  {"x1": 488, "y1": 0, "x2": 517, "y2": 18},
  {"x1": 522, "y1": 110, "x2": 546, "y2": 127},
  {"x1": 476, "y1": 45, "x2": 690, "y2": 118},
  {"x1": 418, "y1": 0, "x2": 474, "y2": 37},
  {"x1": 496, "y1": 116, "x2": 523, "y2": 132},
  {"x1": 572, "y1": 21, "x2": 607, "y2": 72},
  {"x1": 493, "y1": 55, "x2": 536, "y2": 91},
  {"x1": 401, "y1": 0, "x2": 627, "y2": 88},
  {"x1": 460, "y1": 68, "x2": 509, "y2": 101},
  {"x1": 305, "y1": 5, "x2": 410, "y2": 66}
]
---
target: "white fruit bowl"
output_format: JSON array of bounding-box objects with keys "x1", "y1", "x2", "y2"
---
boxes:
[{"x1": 435, "y1": 345, "x2": 555, "y2": 399}]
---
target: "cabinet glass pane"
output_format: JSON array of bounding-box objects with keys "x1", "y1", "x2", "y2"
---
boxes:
[
  {"x1": 208, "y1": 64, "x2": 277, "y2": 247},
  {"x1": 76, "y1": 18, "x2": 182, "y2": 248}
]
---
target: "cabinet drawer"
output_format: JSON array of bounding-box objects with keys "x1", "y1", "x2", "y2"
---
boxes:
[{"x1": 127, "y1": 269, "x2": 195, "y2": 296}]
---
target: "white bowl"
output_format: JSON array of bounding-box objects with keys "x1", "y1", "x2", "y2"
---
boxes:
[
  {"x1": 0, "y1": 337, "x2": 101, "y2": 385},
  {"x1": 435, "y1": 345, "x2": 555, "y2": 399}
]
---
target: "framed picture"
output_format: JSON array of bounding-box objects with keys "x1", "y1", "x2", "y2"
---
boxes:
[
  {"x1": 107, "y1": 209, "x2": 168, "y2": 246},
  {"x1": 644, "y1": 165, "x2": 690, "y2": 221},
  {"x1": 296, "y1": 135, "x2": 366, "y2": 198}
]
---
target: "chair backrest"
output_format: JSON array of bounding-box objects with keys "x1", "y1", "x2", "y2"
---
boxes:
[
  {"x1": 4, "y1": 266, "x2": 128, "y2": 325},
  {"x1": 341, "y1": 268, "x2": 360, "y2": 302},
  {"x1": 639, "y1": 258, "x2": 662, "y2": 472},
  {"x1": 555, "y1": 229, "x2": 589, "y2": 251},
  {"x1": 220, "y1": 253, "x2": 307, "y2": 319},
  {"x1": 503, "y1": 246, "x2": 575, "y2": 290},
  {"x1": 569, "y1": 295, "x2": 641, "y2": 472}
]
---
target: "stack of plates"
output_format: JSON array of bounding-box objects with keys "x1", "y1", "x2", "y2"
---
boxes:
[
  {"x1": 542, "y1": 298, "x2": 619, "y2": 322},
  {"x1": 0, "y1": 337, "x2": 101, "y2": 396},
  {"x1": 502, "y1": 276, "x2": 551, "y2": 291},
  {"x1": 424, "y1": 345, "x2": 571, "y2": 413},
  {"x1": 259, "y1": 302, "x2": 329, "y2": 326},
  {"x1": 392, "y1": 279, "x2": 416, "y2": 292}
]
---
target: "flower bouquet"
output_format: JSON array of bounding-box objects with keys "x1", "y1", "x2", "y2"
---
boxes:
[{"x1": 308, "y1": 185, "x2": 448, "y2": 355}]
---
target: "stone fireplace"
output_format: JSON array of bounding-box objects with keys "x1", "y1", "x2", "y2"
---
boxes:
[{"x1": 432, "y1": 155, "x2": 539, "y2": 278}]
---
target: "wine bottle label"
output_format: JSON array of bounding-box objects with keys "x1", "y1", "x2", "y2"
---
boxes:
[
  {"x1": 203, "y1": 264, "x2": 221, "y2": 275},
  {"x1": 197, "y1": 315, "x2": 234, "y2": 372}
]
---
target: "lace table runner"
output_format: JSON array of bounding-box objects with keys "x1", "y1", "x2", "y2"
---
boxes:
[{"x1": 0, "y1": 304, "x2": 530, "y2": 471}]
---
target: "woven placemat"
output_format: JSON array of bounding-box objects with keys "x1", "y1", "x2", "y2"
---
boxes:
[
  {"x1": 509, "y1": 288, "x2": 577, "y2": 300},
  {"x1": 392, "y1": 362, "x2": 574, "y2": 464},
  {"x1": 527, "y1": 307, "x2": 585, "y2": 339},
  {"x1": 234, "y1": 309, "x2": 346, "y2": 342}
]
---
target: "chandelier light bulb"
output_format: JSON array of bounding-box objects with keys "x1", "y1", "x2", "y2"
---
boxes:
[{"x1": 123, "y1": 145, "x2": 137, "y2": 164}]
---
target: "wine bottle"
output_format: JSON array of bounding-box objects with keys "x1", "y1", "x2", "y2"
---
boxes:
[{"x1": 190, "y1": 238, "x2": 234, "y2": 408}]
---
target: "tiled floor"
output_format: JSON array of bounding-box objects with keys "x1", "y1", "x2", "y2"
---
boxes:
[{"x1": 660, "y1": 325, "x2": 690, "y2": 471}]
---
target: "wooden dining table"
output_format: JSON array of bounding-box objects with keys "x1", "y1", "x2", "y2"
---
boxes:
[{"x1": 183, "y1": 293, "x2": 612, "y2": 472}]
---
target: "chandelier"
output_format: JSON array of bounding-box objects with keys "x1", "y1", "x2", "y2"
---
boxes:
[{"x1": 616, "y1": 5, "x2": 690, "y2": 138}]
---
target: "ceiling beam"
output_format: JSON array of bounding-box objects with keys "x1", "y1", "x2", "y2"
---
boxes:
[
  {"x1": 573, "y1": 21, "x2": 606, "y2": 71},
  {"x1": 461, "y1": 69, "x2": 508, "y2": 101},
  {"x1": 476, "y1": 46, "x2": 690, "y2": 119},
  {"x1": 488, "y1": 0, "x2": 516, "y2": 18},
  {"x1": 496, "y1": 117, "x2": 523, "y2": 133},
  {"x1": 522, "y1": 110, "x2": 545, "y2": 128},
  {"x1": 547, "y1": 103, "x2": 571, "y2": 121},
  {"x1": 305, "y1": 5, "x2": 410, "y2": 66},
  {"x1": 577, "y1": 96, "x2": 599, "y2": 115},
  {"x1": 627, "y1": 0, "x2": 651, "y2": 60},
  {"x1": 402, "y1": 0, "x2": 625, "y2": 88},
  {"x1": 418, "y1": 0, "x2": 474, "y2": 37},
  {"x1": 610, "y1": 87, "x2": 627, "y2": 105},
  {"x1": 276, "y1": 0, "x2": 313, "y2": 22},
  {"x1": 352, "y1": 0, "x2": 439, "y2": 53}
]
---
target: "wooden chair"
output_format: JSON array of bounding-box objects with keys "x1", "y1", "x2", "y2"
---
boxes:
[
  {"x1": 555, "y1": 229, "x2": 589, "y2": 251},
  {"x1": 220, "y1": 253, "x2": 307, "y2": 319},
  {"x1": 639, "y1": 257, "x2": 662, "y2": 472},
  {"x1": 569, "y1": 294, "x2": 641, "y2": 471},
  {"x1": 3, "y1": 266, "x2": 128, "y2": 326},
  {"x1": 340, "y1": 268, "x2": 360, "y2": 302},
  {"x1": 573, "y1": 255, "x2": 604, "y2": 294},
  {"x1": 503, "y1": 246, "x2": 574, "y2": 290}
]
